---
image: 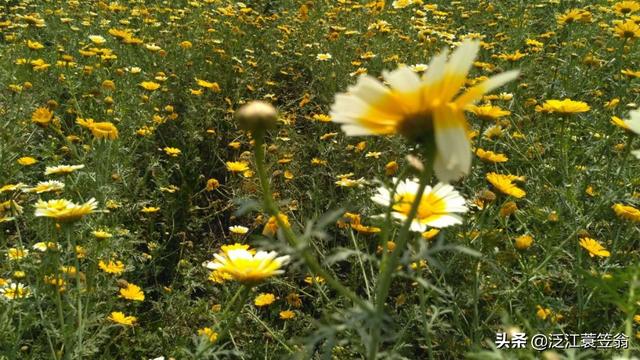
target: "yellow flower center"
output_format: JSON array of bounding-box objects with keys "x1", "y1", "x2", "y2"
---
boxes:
[{"x1": 393, "y1": 192, "x2": 446, "y2": 222}]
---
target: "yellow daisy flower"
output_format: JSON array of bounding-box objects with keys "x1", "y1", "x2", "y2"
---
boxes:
[
  {"x1": 0, "y1": 283, "x2": 30, "y2": 299},
  {"x1": 486, "y1": 172, "x2": 526, "y2": 198},
  {"x1": 226, "y1": 161, "x2": 250, "y2": 173},
  {"x1": 579, "y1": 238, "x2": 611, "y2": 258},
  {"x1": 31, "y1": 107, "x2": 53, "y2": 126},
  {"x1": 22, "y1": 181, "x2": 65, "y2": 194},
  {"x1": 535, "y1": 99, "x2": 590, "y2": 115},
  {"x1": 44, "y1": 164, "x2": 85, "y2": 176},
  {"x1": 612, "y1": 203, "x2": 640, "y2": 223},
  {"x1": 203, "y1": 245, "x2": 289, "y2": 284},
  {"x1": 99, "y1": 260, "x2": 125, "y2": 275},
  {"x1": 119, "y1": 283, "x2": 145, "y2": 301},
  {"x1": 475, "y1": 149, "x2": 508, "y2": 163},
  {"x1": 17, "y1": 157, "x2": 38, "y2": 166},
  {"x1": 197, "y1": 327, "x2": 218, "y2": 342},
  {"x1": 140, "y1": 81, "x2": 161, "y2": 91},
  {"x1": 108, "y1": 311, "x2": 137, "y2": 326},
  {"x1": 34, "y1": 198, "x2": 98, "y2": 222},
  {"x1": 254, "y1": 293, "x2": 276, "y2": 307}
]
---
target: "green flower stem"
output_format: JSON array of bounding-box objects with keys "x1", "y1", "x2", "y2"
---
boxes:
[
  {"x1": 253, "y1": 131, "x2": 373, "y2": 314},
  {"x1": 195, "y1": 285, "x2": 251, "y2": 359},
  {"x1": 559, "y1": 115, "x2": 570, "y2": 180},
  {"x1": 217, "y1": 285, "x2": 251, "y2": 341},
  {"x1": 369, "y1": 157, "x2": 432, "y2": 359},
  {"x1": 64, "y1": 226, "x2": 84, "y2": 355},
  {"x1": 246, "y1": 310, "x2": 294, "y2": 353},
  {"x1": 49, "y1": 227, "x2": 68, "y2": 359}
]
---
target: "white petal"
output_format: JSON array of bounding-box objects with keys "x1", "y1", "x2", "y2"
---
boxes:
[
  {"x1": 371, "y1": 187, "x2": 392, "y2": 206},
  {"x1": 423, "y1": 47, "x2": 450, "y2": 86},
  {"x1": 383, "y1": 66, "x2": 422, "y2": 93},
  {"x1": 340, "y1": 124, "x2": 377, "y2": 136},
  {"x1": 409, "y1": 220, "x2": 428, "y2": 232},
  {"x1": 433, "y1": 111, "x2": 471, "y2": 182},
  {"x1": 349, "y1": 75, "x2": 391, "y2": 104},
  {"x1": 424, "y1": 214, "x2": 463, "y2": 228}
]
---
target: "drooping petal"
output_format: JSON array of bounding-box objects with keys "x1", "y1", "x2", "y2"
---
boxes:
[
  {"x1": 433, "y1": 105, "x2": 471, "y2": 182},
  {"x1": 423, "y1": 214, "x2": 463, "y2": 228}
]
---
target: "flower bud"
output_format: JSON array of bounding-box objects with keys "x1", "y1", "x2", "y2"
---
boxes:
[{"x1": 235, "y1": 101, "x2": 277, "y2": 131}]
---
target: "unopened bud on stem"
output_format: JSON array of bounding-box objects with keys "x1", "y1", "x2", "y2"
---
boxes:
[{"x1": 235, "y1": 101, "x2": 277, "y2": 132}]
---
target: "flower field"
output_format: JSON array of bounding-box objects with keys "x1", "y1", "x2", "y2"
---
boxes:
[{"x1": 1, "y1": 0, "x2": 640, "y2": 359}]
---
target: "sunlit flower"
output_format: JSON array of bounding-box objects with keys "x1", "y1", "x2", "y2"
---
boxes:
[
  {"x1": 535, "y1": 99, "x2": 590, "y2": 115},
  {"x1": 514, "y1": 234, "x2": 534, "y2": 250},
  {"x1": 262, "y1": 213, "x2": 290, "y2": 236},
  {"x1": 1, "y1": 282, "x2": 30, "y2": 299},
  {"x1": 304, "y1": 276, "x2": 325, "y2": 285},
  {"x1": 27, "y1": 40, "x2": 44, "y2": 50},
  {"x1": 88, "y1": 35, "x2": 106, "y2": 45},
  {"x1": 195, "y1": 78, "x2": 221, "y2": 92},
  {"x1": 467, "y1": 104, "x2": 511, "y2": 120},
  {"x1": 31, "y1": 107, "x2": 53, "y2": 126},
  {"x1": 44, "y1": 164, "x2": 85, "y2": 176},
  {"x1": 163, "y1": 147, "x2": 181, "y2": 157},
  {"x1": 622, "y1": 69, "x2": 640, "y2": 78},
  {"x1": 7, "y1": 248, "x2": 28, "y2": 260},
  {"x1": 254, "y1": 293, "x2": 276, "y2": 307},
  {"x1": 351, "y1": 223, "x2": 381, "y2": 234},
  {"x1": 0, "y1": 183, "x2": 26, "y2": 193},
  {"x1": 22, "y1": 180, "x2": 65, "y2": 194},
  {"x1": 614, "y1": 20, "x2": 640, "y2": 39},
  {"x1": 279, "y1": 310, "x2": 296, "y2": 319},
  {"x1": 556, "y1": 9, "x2": 592, "y2": 25},
  {"x1": 226, "y1": 161, "x2": 250, "y2": 173},
  {"x1": 206, "y1": 178, "x2": 220, "y2": 191},
  {"x1": 495, "y1": 51, "x2": 526, "y2": 62},
  {"x1": 34, "y1": 198, "x2": 98, "y2": 222},
  {"x1": 614, "y1": 109, "x2": 640, "y2": 135},
  {"x1": 197, "y1": 327, "x2": 218, "y2": 342},
  {"x1": 371, "y1": 179, "x2": 468, "y2": 232},
  {"x1": 613, "y1": 203, "x2": 640, "y2": 222},
  {"x1": 330, "y1": 40, "x2": 518, "y2": 182},
  {"x1": 32, "y1": 242, "x2": 58, "y2": 252},
  {"x1": 99, "y1": 260, "x2": 125, "y2": 275},
  {"x1": 141, "y1": 206, "x2": 160, "y2": 213},
  {"x1": 203, "y1": 245, "x2": 289, "y2": 284},
  {"x1": 84, "y1": 121, "x2": 119, "y2": 140},
  {"x1": 316, "y1": 53, "x2": 332, "y2": 61},
  {"x1": 140, "y1": 81, "x2": 161, "y2": 91},
  {"x1": 486, "y1": 172, "x2": 526, "y2": 198},
  {"x1": 475, "y1": 149, "x2": 508, "y2": 163},
  {"x1": 229, "y1": 225, "x2": 249, "y2": 235},
  {"x1": 108, "y1": 311, "x2": 136, "y2": 326},
  {"x1": 17, "y1": 157, "x2": 37, "y2": 166},
  {"x1": 579, "y1": 237, "x2": 611, "y2": 258},
  {"x1": 536, "y1": 305, "x2": 551, "y2": 320},
  {"x1": 92, "y1": 230, "x2": 113, "y2": 239},
  {"x1": 614, "y1": 1, "x2": 640, "y2": 15},
  {"x1": 119, "y1": 283, "x2": 145, "y2": 301}
]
